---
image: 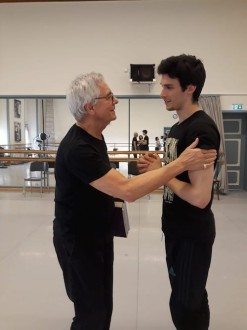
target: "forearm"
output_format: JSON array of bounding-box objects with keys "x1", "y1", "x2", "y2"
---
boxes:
[
  {"x1": 91, "y1": 158, "x2": 185, "y2": 203},
  {"x1": 166, "y1": 174, "x2": 213, "y2": 209},
  {"x1": 166, "y1": 178, "x2": 197, "y2": 203},
  {"x1": 121, "y1": 159, "x2": 185, "y2": 202},
  {"x1": 92, "y1": 142, "x2": 216, "y2": 203}
]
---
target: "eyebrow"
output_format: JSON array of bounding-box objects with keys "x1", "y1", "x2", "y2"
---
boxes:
[
  {"x1": 160, "y1": 83, "x2": 174, "y2": 87},
  {"x1": 97, "y1": 91, "x2": 112, "y2": 98},
  {"x1": 102, "y1": 91, "x2": 112, "y2": 97}
]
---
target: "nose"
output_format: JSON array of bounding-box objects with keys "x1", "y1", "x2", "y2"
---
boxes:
[
  {"x1": 160, "y1": 88, "x2": 166, "y2": 99},
  {"x1": 113, "y1": 96, "x2": 119, "y2": 104}
]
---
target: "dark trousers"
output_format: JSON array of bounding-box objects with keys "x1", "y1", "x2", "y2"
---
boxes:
[
  {"x1": 132, "y1": 149, "x2": 137, "y2": 158},
  {"x1": 165, "y1": 237, "x2": 214, "y2": 330},
  {"x1": 54, "y1": 234, "x2": 114, "y2": 330}
]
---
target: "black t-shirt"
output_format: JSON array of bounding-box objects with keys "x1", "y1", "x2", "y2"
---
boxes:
[
  {"x1": 54, "y1": 124, "x2": 114, "y2": 246},
  {"x1": 142, "y1": 135, "x2": 149, "y2": 151},
  {"x1": 132, "y1": 137, "x2": 138, "y2": 150},
  {"x1": 162, "y1": 111, "x2": 220, "y2": 241}
]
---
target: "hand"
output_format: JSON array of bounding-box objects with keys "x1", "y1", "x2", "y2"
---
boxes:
[
  {"x1": 137, "y1": 153, "x2": 162, "y2": 173},
  {"x1": 178, "y1": 138, "x2": 217, "y2": 171}
]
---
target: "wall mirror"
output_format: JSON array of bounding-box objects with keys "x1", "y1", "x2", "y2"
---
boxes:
[{"x1": 0, "y1": 96, "x2": 178, "y2": 189}]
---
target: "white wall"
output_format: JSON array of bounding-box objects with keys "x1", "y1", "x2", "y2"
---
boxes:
[
  {"x1": 220, "y1": 96, "x2": 247, "y2": 111},
  {"x1": 1, "y1": 0, "x2": 247, "y2": 147},
  {"x1": 0, "y1": 0, "x2": 247, "y2": 95}
]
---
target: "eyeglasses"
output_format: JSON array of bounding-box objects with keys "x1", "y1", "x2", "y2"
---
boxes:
[{"x1": 94, "y1": 92, "x2": 115, "y2": 104}]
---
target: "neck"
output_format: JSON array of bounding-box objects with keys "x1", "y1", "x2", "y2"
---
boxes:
[
  {"x1": 76, "y1": 121, "x2": 102, "y2": 140},
  {"x1": 177, "y1": 103, "x2": 201, "y2": 123}
]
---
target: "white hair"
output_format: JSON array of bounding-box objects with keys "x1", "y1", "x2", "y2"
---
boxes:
[{"x1": 66, "y1": 72, "x2": 104, "y2": 121}]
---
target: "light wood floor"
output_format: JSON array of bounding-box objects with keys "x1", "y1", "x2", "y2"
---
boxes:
[{"x1": 0, "y1": 187, "x2": 246, "y2": 329}]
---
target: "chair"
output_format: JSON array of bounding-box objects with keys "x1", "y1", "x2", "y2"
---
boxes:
[
  {"x1": 47, "y1": 161, "x2": 55, "y2": 187},
  {"x1": 23, "y1": 161, "x2": 49, "y2": 196},
  {"x1": 0, "y1": 146, "x2": 8, "y2": 168}
]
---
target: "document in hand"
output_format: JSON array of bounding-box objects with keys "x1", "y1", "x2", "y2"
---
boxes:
[{"x1": 112, "y1": 199, "x2": 130, "y2": 238}]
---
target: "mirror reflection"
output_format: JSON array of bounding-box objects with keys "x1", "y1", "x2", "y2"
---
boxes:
[
  {"x1": 1, "y1": 95, "x2": 247, "y2": 191},
  {"x1": 0, "y1": 96, "x2": 176, "y2": 188}
]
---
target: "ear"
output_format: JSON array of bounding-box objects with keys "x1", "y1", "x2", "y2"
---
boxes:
[
  {"x1": 187, "y1": 84, "x2": 197, "y2": 95},
  {"x1": 84, "y1": 102, "x2": 95, "y2": 114}
]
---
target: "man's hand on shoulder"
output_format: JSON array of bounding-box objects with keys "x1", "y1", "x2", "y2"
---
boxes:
[{"x1": 178, "y1": 138, "x2": 217, "y2": 171}]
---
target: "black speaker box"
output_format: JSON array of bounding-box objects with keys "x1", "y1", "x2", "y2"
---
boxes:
[{"x1": 130, "y1": 64, "x2": 155, "y2": 83}]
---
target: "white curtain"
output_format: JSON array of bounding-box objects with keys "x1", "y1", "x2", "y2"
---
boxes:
[{"x1": 199, "y1": 95, "x2": 228, "y2": 194}]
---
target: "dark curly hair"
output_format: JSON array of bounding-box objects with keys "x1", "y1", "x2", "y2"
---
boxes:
[{"x1": 157, "y1": 54, "x2": 206, "y2": 103}]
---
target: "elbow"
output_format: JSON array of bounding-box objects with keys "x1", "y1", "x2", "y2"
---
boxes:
[
  {"x1": 114, "y1": 187, "x2": 138, "y2": 203},
  {"x1": 193, "y1": 196, "x2": 211, "y2": 209},
  {"x1": 122, "y1": 185, "x2": 141, "y2": 203},
  {"x1": 125, "y1": 197, "x2": 136, "y2": 203},
  {"x1": 122, "y1": 191, "x2": 137, "y2": 203}
]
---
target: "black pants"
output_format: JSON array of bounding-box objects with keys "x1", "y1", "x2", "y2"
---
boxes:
[
  {"x1": 132, "y1": 149, "x2": 137, "y2": 158},
  {"x1": 165, "y1": 237, "x2": 214, "y2": 330},
  {"x1": 54, "y1": 233, "x2": 114, "y2": 330}
]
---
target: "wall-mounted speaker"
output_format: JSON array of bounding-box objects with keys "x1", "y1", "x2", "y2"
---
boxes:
[{"x1": 130, "y1": 64, "x2": 155, "y2": 83}]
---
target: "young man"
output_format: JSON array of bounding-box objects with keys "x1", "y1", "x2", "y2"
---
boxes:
[
  {"x1": 138, "y1": 54, "x2": 220, "y2": 330},
  {"x1": 142, "y1": 129, "x2": 149, "y2": 150},
  {"x1": 53, "y1": 72, "x2": 216, "y2": 330},
  {"x1": 132, "y1": 131, "x2": 139, "y2": 158}
]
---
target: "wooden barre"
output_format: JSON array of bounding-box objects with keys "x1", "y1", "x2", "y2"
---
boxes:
[
  {"x1": 0, "y1": 149, "x2": 56, "y2": 155},
  {"x1": 0, "y1": 157, "x2": 162, "y2": 163}
]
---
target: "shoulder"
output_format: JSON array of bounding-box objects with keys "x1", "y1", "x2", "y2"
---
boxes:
[
  {"x1": 187, "y1": 111, "x2": 218, "y2": 131},
  {"x1": 193, "y1": 110, "x2": 216, "y2": 124},
  {"x1": 186, "y1": 113, "x2": 220, "y2": 149}
]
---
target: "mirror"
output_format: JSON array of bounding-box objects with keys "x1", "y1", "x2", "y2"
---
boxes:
[{"x1": 0, "y1": 96, "x2": 178, "y2": 188}]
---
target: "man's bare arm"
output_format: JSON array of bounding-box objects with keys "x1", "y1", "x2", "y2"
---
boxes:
[
  {"x1": 166, "y1": 167, "x2": 214, "y2": 209},
  {"x1": 90, "y1": 139, "x2": 216, "y2": 202}
]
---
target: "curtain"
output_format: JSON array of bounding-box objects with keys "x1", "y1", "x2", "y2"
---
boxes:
[{"x1": 199, "y1": 95, "x2": 228, "y2": 194}]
